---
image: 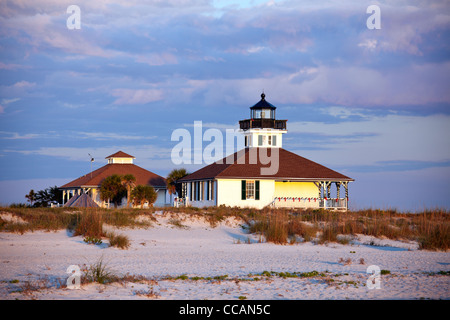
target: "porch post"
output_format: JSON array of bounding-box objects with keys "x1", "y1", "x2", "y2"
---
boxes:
[
  {"x1": 343, "y1": 182, "x2": 348, "y2": 199},
  {"x1": 326, "y1": 182, "x2": 331, "y2": 199},
  {"x1": 343, "y1": 182, "x2": 349, "y2": 209},
  {"x1": 336, "y1": 182, "x2": 340, "y2": 199},
  {"x1": 318, "y1": 181, "x2": 323, "y2": 199}
]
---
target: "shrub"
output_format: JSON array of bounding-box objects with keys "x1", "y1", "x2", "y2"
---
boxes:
[
  {"x1": 299, "y1": 270, "x2": 319, "y2": 278},
  {"x1": 248, "y1": 212, "x2": 289, "y2": 244},
  {"x1": 107, "y1": 231, "x2": 130, "y2": 249},
  {"x1": 319, "y1": 223, "x2": 338, "y2": 244},
  {"x1": 74, "y1": 210, "x2": 104, "y2": 238},
  {"x1": 83, "y1": 236, "x2": 103, "y2": 245},
  {"x1": 287, "y1": 219, "x2": 318, "y2": 241},
  {"x1": 83, "y1": 257, "x2": 116, "y2": 284},
  {"x1": 418, "y1": 223, "x2": 449, "y2": 251}
]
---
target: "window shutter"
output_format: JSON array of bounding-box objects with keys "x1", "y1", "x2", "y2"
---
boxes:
[
  {"x1": 241, "y1": 180, "x2": 246, "y2": 200},
  {"x1": 272, "y1": 135, "x2": 277, "y2": 146},
  {"x1": 255, "y1": 180, "x2": 260, "y2": 200}
]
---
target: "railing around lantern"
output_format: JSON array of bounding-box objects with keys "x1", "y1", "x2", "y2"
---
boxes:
[{"x1": 239, "y1": 119, "x2": 287, "y2": 130}]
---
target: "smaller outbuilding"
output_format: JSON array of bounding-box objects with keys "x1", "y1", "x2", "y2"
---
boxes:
[{"x1": 59, "y1": 151, "x2": 168, "y2": 208}]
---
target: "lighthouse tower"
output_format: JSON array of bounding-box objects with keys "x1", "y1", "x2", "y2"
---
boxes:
[{"x1": 239, "y1": 93, "x2": 287, "y2": 148}]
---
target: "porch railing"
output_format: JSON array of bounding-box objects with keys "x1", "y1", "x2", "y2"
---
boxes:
[
  {"x1": 174, "y1": 197, "x2": 185, "y2": 208},
  {"x1": 272, "y1": 197, "x2": 348, "y2": 210}
]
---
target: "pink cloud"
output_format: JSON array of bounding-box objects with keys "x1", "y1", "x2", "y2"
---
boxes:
[
  {"x1": 13, "y1": 80, "x2": 35, "y2": 88},
  {"x1": 0, "y1": 62, "x2": 29, "y2": 70},
  {"x1": 111, "y1": 88, "x2": 164, "y2": 105},
  {"x1": 135, "y1": 52, "x2": 178, "y2": 66}
]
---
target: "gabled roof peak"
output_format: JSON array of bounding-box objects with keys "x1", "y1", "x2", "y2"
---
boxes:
[{"x1": 105, "y1": 151, "x2": 135, "y2": 159}]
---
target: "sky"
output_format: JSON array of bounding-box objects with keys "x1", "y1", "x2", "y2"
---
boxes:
[{"x1": 0, "y1": 0, "x2": 449, "y2": 211}]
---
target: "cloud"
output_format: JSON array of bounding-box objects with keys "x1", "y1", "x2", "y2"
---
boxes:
[
  {"x1": 357, "y1": 4, "x2": 450, "y2": 56},
  {"x1": 12, "y1": 81, "x2": 35, "y2": 88},
  {"x1": 135, "y1": 52, "x2": 178, "y2": 66},
  {"x1": 175, "y1": 60, "x2": 450, "y2": 107},
  {"x1": 1, "y1": 98, "x2": 20, "y2": 105},
  {"x1": 76, "y1": 131, "x2": 157, "y2": 140},
  {"x1": 0, "y1": 131, "x2": 43, "y2": 140},
  {"x1": 111, "y1": 88, "x2": 164, "y2": 105},
  {"x1": 5, "y1": 145, "x2": 172, "y2": 162},
  {"x1": 287, "y1": 111, "x2": 450, "y2": 168},
  {"x1": 0, "y1": 62, "x2": 29, "y2": 70},
  {"x1": 182, "y1": 122, "x2": 238, "y2": 130}
]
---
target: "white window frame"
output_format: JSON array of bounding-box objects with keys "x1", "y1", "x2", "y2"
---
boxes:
[{"x1": 246, "y1": 180, "x2": 255, "y2": 200}]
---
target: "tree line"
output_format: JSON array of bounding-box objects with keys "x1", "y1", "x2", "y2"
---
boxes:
[{"x1": 25, "y1": 186, "x2": 62, "y2": 207}]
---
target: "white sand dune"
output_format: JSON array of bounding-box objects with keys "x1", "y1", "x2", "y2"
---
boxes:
[{"x1": 0, "y1": 213, "x2": 449, "y2": 300}]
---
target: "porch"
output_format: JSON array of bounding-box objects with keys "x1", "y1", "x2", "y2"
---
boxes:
[
  {"x1": 271, "y1": 180, "x2": 350, "y2": 211},
  {"x1": 271, "y1": 197, "x2": 348, "y2": 211}
]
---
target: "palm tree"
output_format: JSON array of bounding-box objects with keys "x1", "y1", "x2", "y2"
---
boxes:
[
  {"x1": 99, "y1": 175, "x2": 127, "y2": 208},
  {"x1": 121, "y1": 174, "x2": 136, "y2": 208},
  {"x1": 166, "y1": 168, "x2": 188, "y2": 197},
  {"x1": 25, "y1": 189, "x2": 36, "y2": 207},
  {"x1": 131, "y1": 185, "x2": 157, "y2": 208}
]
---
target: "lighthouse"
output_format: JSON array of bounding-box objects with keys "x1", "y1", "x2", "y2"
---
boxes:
[
  {"x1": 239, "y1": 93, "x2": 287, "y2": 148},
  {"x1": 179, "y1": 93, "x2": 354, "y2": 210}
]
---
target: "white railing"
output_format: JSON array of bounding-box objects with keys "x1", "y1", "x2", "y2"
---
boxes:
[
  {"x1": 322, "y1": 198, "x2": 348, "y2": 210},
  {"x1": 174, "y1": 197, "x2": 185, "y2": 208},
  {"x1": 272, "y1": 197, "x2": 348, "y2": 210}
]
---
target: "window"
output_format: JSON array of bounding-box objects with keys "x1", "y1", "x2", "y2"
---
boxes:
[
  {"x1": 272, "y1": 135, "x2": 277, "y2": 146},
  {"x1": 246, "y1": 180, "x2": 255, "y2": 199},
  {"x1": 258, "y1": 135, "x2": 263, "y2": 146},
  {"x1": 241, "y1": 180, "x2": 260, "y2": 200}
]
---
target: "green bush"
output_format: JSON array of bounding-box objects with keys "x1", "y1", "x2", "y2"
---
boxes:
[{"x1": 83, "y1": 236, "x2": 103, "y2": 245}]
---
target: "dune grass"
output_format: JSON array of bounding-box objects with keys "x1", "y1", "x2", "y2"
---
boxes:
[
  {"x1": 106, "y1": 231, "x2": 131, "y2": 249},
  {"x1": 0, "y1": 206, "x2": 448, "y2": 250}
]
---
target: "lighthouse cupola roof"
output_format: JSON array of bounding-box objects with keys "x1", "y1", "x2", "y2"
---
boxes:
[
  {"x1": 250, "y1": 93, "x2": 277, "y2": 111},
  {"x1": 239, "y1": 93, "x2": 287, "y2": 131}
]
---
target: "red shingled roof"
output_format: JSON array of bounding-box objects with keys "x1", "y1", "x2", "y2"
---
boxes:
[
  {"x1": 179, "y1": 148, "x2": 353, "y2": 182},
  {"x1": 60, "y1": 163, "x2": 166, "y2": 189},
  {"x1": 105, "y1": 151, "x2": 135, "y2": 159}
]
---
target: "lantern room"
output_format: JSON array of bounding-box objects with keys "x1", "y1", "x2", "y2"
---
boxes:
[{"x1": 239, "y1": 93, "x2": 287, "y2": 148}]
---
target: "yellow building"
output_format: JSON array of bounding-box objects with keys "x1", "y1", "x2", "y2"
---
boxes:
[{"x1": 178, "y1": 94, "x2": 354, "y2": 210}]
